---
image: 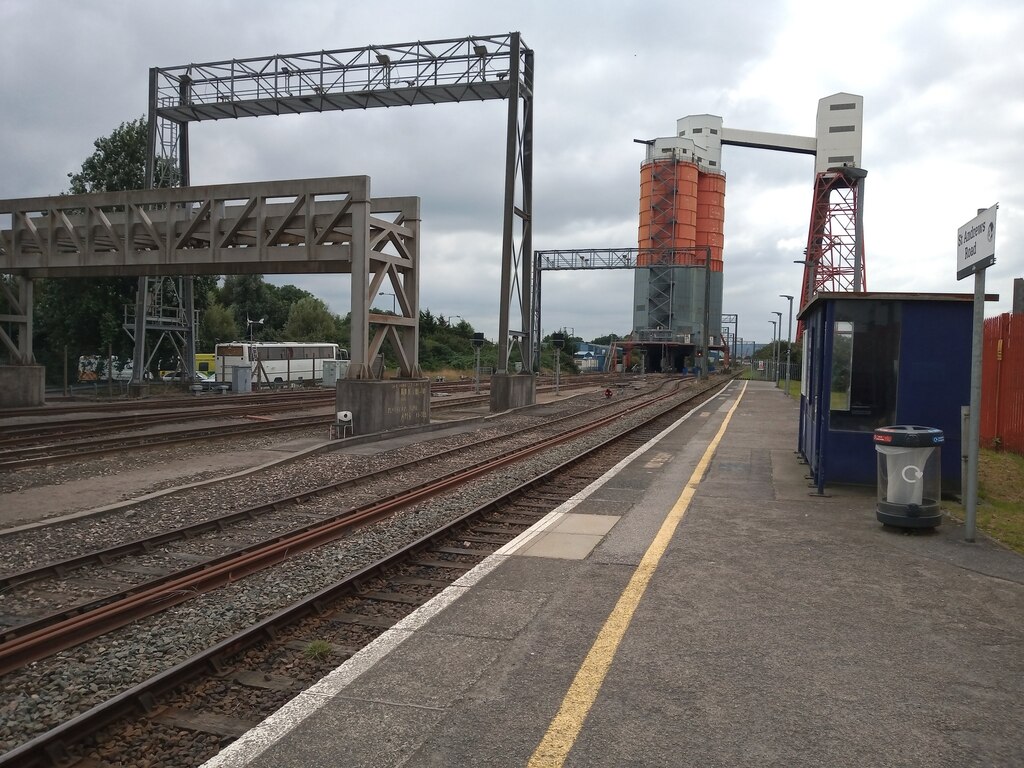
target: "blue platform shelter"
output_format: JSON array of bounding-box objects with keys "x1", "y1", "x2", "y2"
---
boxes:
[{"x1": 797, "y1": 292, "x2": 974, "y2": 495}]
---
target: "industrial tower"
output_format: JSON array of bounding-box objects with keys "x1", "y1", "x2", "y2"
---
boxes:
[
  {"x1": 634, "y1": 93, "x2": 865, "y2": 361},
  {"x1": 634, "y1": 115, "x2": 726, "y2": 372}
]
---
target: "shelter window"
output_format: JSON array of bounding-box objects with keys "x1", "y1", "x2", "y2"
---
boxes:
[{"x1": 829, "y1": 301, "x2": 900, "y2": 432}]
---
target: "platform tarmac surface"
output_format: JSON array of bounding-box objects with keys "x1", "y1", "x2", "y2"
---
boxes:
[{"x1": 202, "y1": 380, "x2": 1023, "y2": 768}]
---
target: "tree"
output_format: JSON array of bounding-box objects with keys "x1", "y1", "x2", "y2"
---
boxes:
[
  {"x1": 67, "y1": 117, "x2": 148, "y2": 194},
  {"x1": 32, "y1": 118, "x2": 211, "y2": 383},
  {"x1": 419, "y1": 308, "x2": 437, "y2": 332},
  {"x1": 199, "y1": 297, "x2": 241, "y2": 349},
  {"x1": 217, "y1": 276, "x2": 328, "y2": 341},
  {"x1": 221, "y1": 275, "x2": 275, "y2": 339},
  {"x1": 282, "y1": 296, "x2": 338, "y2": 341}
]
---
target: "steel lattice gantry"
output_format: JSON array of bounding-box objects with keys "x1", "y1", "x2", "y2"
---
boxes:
[
  {"x1": 143, "y1": 32, "x2": 533, "y2": 382},
  {"x1": 532, "y1": 247, "x2": 718, "y2": 370},
  {"x1": 0, "y1": 176, "x2": 421, "y2": 379}
]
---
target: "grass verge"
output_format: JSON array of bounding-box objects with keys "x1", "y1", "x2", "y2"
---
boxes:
[{"x1": 946, "y1": 448, "x2": 1024, "y2": 554}]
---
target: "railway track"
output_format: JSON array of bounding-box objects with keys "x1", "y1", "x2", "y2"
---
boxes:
[
  {"x1": 0, "y1": 388, "x2": 336, "y2": 420},
  {"x1": 0, "y1": 414, "x2": 333, "y2": 470},
  {"x1": 0, "y1": 380, "x2": 676, "y2": 661},
  {"x1": 0, "y1": 397, "x2": 335, "y2": 444},
  {"x1": 0, "y1": 373, "x2": 739, "y2": 766},
  {"x1": 0, "y1": 377, "x2": 621, "y2": 470}
]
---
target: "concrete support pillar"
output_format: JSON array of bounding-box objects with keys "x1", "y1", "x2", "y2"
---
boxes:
[
  {"x1": 0, "y1": 365, "x2": 45, "y2": 407},
  {"x1": 489, "y1": 373, "x2": 537, "y2": 412}
]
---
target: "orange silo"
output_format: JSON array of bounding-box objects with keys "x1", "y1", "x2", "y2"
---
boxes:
[
  {"x1": 696, "y1": 170, "x2": 726, "y2": 272},
  {"x1": 638, "y1": 158, "x2": 699, "y2": 266}
]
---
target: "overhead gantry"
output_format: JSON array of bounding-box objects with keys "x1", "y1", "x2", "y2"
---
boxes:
[{"x1": 141, "y1": 33, "x2": 533, "y2": 385}]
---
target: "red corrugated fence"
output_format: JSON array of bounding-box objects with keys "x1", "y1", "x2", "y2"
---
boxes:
[{"x1": 981, "y1": 313, "x2": 1024, "y2": 454}]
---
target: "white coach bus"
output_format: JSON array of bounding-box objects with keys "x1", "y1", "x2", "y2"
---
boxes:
[{"x1": 214, "y1": 342, "x2": 350, "y2": 387}]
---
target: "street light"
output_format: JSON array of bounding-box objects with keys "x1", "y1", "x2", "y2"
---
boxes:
[
  {"x1": 771, "y1": 311, "x2": 782, "y2": 385},
  {"x1": 768, "y1": 320, "x2": 777, "y2": 382},
  {"x1": 779, "y1": 294, "x2": 794, "y2": 395},
  {"x1": 378, "y1": 291, "x2": 397, "y2": 314},
  {"x1": 794, "y1": 257, "x2": 815, "y2": 310}
]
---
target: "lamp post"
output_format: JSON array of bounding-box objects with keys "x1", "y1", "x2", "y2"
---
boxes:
[
  {"x1": 794, "y1": 257, "x2": 815, "y2": 310},
  {"x1": 768, "y1": 320, "x2": 776, "y2": 382},
  {"x1": 779, "y1": 294, "x2": 794, "y2": 395},
  {"x1": 771, "y1": 311, "x2": 782, "y2": 385},
  {"x1": 378, "y1": 291, "x2": 396, "y2": 314}
]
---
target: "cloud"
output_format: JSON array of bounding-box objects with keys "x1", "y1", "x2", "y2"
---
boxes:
[{"x1": 1, "y1": 0, "x2": 1021, "y2": 347}]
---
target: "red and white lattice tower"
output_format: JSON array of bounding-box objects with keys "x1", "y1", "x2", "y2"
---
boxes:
[
  {"x1": 797, "y1": 94, "x2": 866, "y2": 338},
  {"x1": 800, "y1": 165, "x2": 867, "y2": 307}
]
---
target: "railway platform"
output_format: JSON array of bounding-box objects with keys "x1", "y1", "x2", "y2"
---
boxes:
[{"x1": 203, "y1": 380, "x2": 1024, "y2": 768}]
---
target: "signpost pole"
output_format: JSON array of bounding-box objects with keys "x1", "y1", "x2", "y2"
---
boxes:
[
  {"x1": 956, "y1": 203, "x2": 998, "y2": 543},
  {"x1": 965, "y1": 268, "x2": 984, "y2": 542}
]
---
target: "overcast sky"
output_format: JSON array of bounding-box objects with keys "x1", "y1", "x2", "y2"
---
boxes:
[{"x1": 2, "y1": 0, "x2": 1020, "y2": 347}]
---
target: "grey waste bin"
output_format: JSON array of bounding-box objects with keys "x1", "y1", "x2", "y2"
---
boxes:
[{"x1": 873, "y1": 426, "x2": 944, "y2": 528}]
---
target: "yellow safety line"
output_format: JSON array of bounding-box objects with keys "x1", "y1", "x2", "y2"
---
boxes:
[{"x1": 528, "y1": 381, "x2": 748, "y2": 767}]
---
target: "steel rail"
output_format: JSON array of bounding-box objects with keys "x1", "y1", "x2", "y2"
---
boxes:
[
  {"x1": 0, "y1": 383, "x2": 690, "y2": 675},
  {"x1": 0, "y1": 378, "x2": 621, "y2": 469},
  {"x1": 0, "y1": 397, "x2": 336, "y2": 444},
  {"x1": 0, "y1": 415, "x2": 332, "y2": 470},
  {"x1": 0, "y1": 388, "x2": 335, "y2": 420}
]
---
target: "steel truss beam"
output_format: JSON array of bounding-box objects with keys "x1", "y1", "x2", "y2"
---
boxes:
[
  {"x1": 151, "y1": 35, "x2": 525, "y2": 124},
  {"x1": 145, "y1": 32, "x2": 532, "y2": 378},
  {"x1": 531, "y1": 247, "x2": 713, "y2": 369},
  {"x1": 0, "y1": 177, "x2": 420, "y2": 379}
]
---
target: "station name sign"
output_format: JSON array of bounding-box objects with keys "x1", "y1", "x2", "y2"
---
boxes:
[{"x1": 956, "y1": 203, "x2": 998, "y2": 280}]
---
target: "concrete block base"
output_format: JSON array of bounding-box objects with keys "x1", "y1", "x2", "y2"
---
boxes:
[
  {"x1": 489, "y1": 373, "x2": 536, "y2": 412},
  {"x1": 0, "y1": 365, "x2": 46, "y2": 407},
  {"x1": 336, "y1": 379, "x2": 430, "y2": 436}
]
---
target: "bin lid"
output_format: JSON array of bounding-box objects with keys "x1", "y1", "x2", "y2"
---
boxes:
[{"x1": 873, "y1": 425, "x2": 944, "y2": 447}]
